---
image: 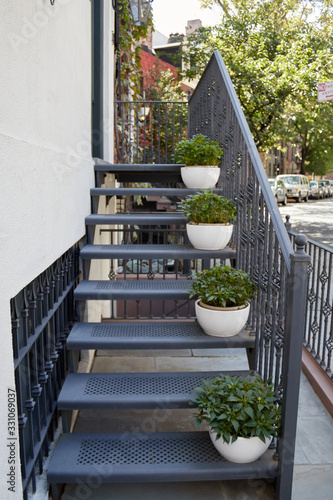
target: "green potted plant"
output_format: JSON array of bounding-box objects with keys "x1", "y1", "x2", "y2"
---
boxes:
[
  {"x1": 191, "y1": 373, "x2": 281, "y2": 463},
  {"x1": 178, "y1": 190, "x2": 236, "y2": 250},
  {"x1": 175, "y1": 134, "x2": 223, "y2": 188},
  {"x1": 189, "y1": 265, "x2": 256, "y2": 337}
]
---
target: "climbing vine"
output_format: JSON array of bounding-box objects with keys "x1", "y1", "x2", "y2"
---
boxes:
[{"x1": 118, "y1": 2, "x2": 153, "y2": 100}]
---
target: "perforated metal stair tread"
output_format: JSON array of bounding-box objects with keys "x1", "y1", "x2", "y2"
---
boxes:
[
  {"x1": 74, "y1": 280, "x2": 192, "y2": 300},
  {"x1": 80, "y1": 244, "x2": 236, "y2": 260},
  {"x1": 95, "y1": 163, "x2": 184, "y2": 172},
  {"x1": 94, "y1": 164, "x2": 184, "y2": 183},
  {"x1": 67, "y1": 322, "x2": 255, "y2": 350},
  {"x1": 58, "y1": 370, "x2": 250, "y2": 410},
  {"x1": 91, "y1": 187, "x2": 222, "y2": 197},
  {"x1": 86, "y1": 213, "x2": 187, "y2": 225},
  {"x1": 47, "y1": 432, "x2": 278, "y2": 484}
]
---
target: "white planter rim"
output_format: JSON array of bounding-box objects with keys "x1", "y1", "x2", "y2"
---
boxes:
[
  {"x1": 182, "y1": 165, "x2": 220, "y2": 168},
  {"x1": 198, "y1": 300, "x2": 249, "y2": 312},
  {"x1": 187, "y1": 222, "x2": 232, "y2": 227}
]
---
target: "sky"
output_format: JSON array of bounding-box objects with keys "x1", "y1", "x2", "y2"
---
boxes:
[{"x1": 152, "y1": 0, "x2": 222, "y2": 37}]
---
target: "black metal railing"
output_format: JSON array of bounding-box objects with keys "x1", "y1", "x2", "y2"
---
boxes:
[
  {"x1": 115, "y1": 100, "x2": 188, "y2": 164},
  {"x1": 11, "y1": 242, "x2": 81, "y2": 499},
  {"x1": 188, "y1": 51, "x2": 310, "y2": 499},
  {"x1": 288, "y1": 229, "x2": 333, "y2": 380}
]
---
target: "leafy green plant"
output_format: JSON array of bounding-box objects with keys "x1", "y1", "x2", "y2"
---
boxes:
[
  {"x1": 191, "y1": 373, "x2": 281, "y2": 444},
  {"x1": 190, "y1": 265, "x2": 256, "y2": 308},
  {"x1": 178, "y1": 190, "x2": 236, "y2": 224},
  {"x1": 175, "y1": 134, "x2": 223, "y2": 166}
]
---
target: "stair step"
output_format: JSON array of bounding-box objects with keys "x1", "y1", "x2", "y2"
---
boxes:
[
  {"x1": 85, "y1": 213, "x2": 186, "y2": 226},
  {"x1": 47, "y1": 432, "x2": 278, "y2": 484},
  {"x1": 91, "y1": 187, "x2": 221, "y2": 197},
  {"x1": 67, "y1": 321, "x2": 255, "y2": 350},
  {"x1": 74, "y1": 280, "x2": 191, "y2": 300},
  {"x1": 95, "y1": 163, "x2": 184, "y2": 173},
  {"x1": 58, "y1": 370, "x2": 250, "y2": 410},
  {"x1": 80, "y1": 244, "x2": 236, "y2": 260},
  {"x1": 94, "y1": 164, "x2": 183, "y2": 183}
]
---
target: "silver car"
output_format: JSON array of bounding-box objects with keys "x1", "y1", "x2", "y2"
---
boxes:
[
  {"x1": 309, "y1": 181, "x2": 324, "y2": 199},
  {"x1": 268, "y1": 178, "x2": 288, "y2": 205},
  {"x1": 320, "y1": 179, "x2": 332, "y2": 197},
  {"x1": 318, "y1": 180, "x2": 330, "y2": 198}
]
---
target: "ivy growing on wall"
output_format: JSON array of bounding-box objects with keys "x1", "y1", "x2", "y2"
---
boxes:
[{"x1": 118, "y1": 3, "x2": 153, "y2": 100}]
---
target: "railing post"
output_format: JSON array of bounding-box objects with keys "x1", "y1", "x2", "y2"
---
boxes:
[{"x1": 276, "y1": 234, "x2": 310, "y2": 499}]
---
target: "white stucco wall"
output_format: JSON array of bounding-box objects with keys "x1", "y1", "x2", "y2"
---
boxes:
[{"x1": 0, "y1": 1, "x2": 108, "y2": 498}]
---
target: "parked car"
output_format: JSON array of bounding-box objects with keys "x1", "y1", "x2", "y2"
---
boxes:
[
  {"x1": 320, "y1": 179, "x2": 332, "y2": 197},
  {"x1": 277, "y1": 174, "x2": 309, "y2": 202},
  {"x1": 309, "y1": 181, "x2": 324, "y2": 199},
  {"x1": 318, "y1": 180, "x2": 330, "y2": 198},
  {"x1": 268, "y1": 178, "x2": 288, "y2": 205}
]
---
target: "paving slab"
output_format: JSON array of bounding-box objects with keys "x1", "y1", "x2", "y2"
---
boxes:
[
  {"x1": 292, "y1": 464, "x2": 333, "y2": 500},
  {"x1": 155, "y1": 355, "x2": 250, "y2": 372}
]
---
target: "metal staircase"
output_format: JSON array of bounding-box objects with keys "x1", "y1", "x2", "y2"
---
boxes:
[
  {"x1": 47, "y1": 161, "x2": 278, "y2": 498},
  {"x1": 46, "y1": 51, "x2": 310, "y2": 499}
]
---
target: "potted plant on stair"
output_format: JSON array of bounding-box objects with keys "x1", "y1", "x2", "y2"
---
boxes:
[
  {"x1": 175, "y1": 134, "x2": 223, "y2": 188},
  {"x1": 189, "y1": 265, "x2": 256, "y2": 337},
  {"x1": 191, "y1": 373, "x2": 281, "y2": 463},
  {"x1": 178, "y1": 190, "x2": 236, "y2": 250}
]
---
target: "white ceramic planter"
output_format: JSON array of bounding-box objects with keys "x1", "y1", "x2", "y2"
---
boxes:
[
  {"x1": 210, "y1": 431, "x2": 272, "y2": 463},
  {"x1": 195, "y1": 300, "x2": 250, "y2": 337},
  {"x1": 186, "y1": 223, "x2": 233, "y2": 250},
  {"x1": 180, "y1": 166, "x2": 220, "y2": 189}
]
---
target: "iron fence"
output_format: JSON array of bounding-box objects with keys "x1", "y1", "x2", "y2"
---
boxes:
[
  {"x1": 288, "y1": 229, "x2": 333, "y2": 380},
  {"x1": 115, "y1": 100, "x2": 188, "y2": 164},
  {"x1": 10, "y1": 242, "x2": 81, "y2": 499},
  {"x1": 188, "y1": 51, "x2": 310, "y2": 499}
]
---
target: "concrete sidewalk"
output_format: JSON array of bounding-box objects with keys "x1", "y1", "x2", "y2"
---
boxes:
[{"x1": 62, "y1": 347, "x2": 333, "y2": 500}]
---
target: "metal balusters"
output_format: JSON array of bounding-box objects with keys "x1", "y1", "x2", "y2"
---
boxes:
[
  {"x1": 115, "y1": 100, "x2": 188, "y2": 164},
  {"x1": 287, "y1": 230, "x2": 333, "y2": 381},
  {"x1": 11, "y1": 243, "x2": 81, "y2": 496},
  {"x1": 11, "y1": 297, "x2": 20, "y2": 360}
]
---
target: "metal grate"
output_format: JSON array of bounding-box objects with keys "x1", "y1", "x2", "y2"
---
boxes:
[
  {"x1": 90, "y1": 323, "x2": 203, "y2": 339},
  {"x1": 83, "y1": 373, "x2": 208, "y2": 396},
  {"x1": 77, "y1": 435, "x2": 223, "y2": 465},
  {"x1": 95, "y1": 281, "x2": 190, "y2": 290}
]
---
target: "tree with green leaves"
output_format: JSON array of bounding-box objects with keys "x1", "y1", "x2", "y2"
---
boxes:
[{"x1": 182, "y1": 0, "x2": 333, "y2": 174}]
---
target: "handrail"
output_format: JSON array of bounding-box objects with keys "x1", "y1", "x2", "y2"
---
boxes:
[{"x1": 189, "y1": 51, "x2": 293, "y2": 271}]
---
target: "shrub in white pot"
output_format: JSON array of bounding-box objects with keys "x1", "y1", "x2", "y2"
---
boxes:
[
  {"x1": 189, "y1": 265, "x2": 256, "y2": 337},
  {"x1": 178, "y1": 190, "x2": 236, "y2": 250},
  {"x1": 191, "y1": 374, "x2": 281, "y2": 463},
  {"x1": 175, "y1": 134, "x2": 223, "y2": 189}
]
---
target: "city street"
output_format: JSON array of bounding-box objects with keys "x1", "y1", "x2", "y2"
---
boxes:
[{"x1": 279, "y1": 197, "x2": 333, "y2": 247}]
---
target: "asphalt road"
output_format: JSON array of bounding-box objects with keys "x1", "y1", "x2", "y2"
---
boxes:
[{"x1": 279, "y1": 196, "x2": 333, "y2": 247}]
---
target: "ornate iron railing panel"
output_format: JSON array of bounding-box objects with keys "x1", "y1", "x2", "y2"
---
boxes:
[
  {"x1": 289, "y1": 230, "x2": 333, "y2": 380},
  {"x1": 11, "y1": 242, "x2": 81, "y2": 499},
  {"x1": 188, "y1": 51, "x2": 295, "y2": 381},
  {"x1": 188, "y1": 51, "x2": 310, "y2": 499},
  {"x1": 115, "y1": 100, "x2": 188, "y2": 164}
]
